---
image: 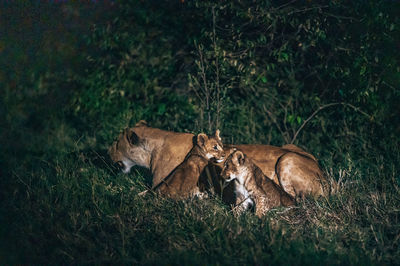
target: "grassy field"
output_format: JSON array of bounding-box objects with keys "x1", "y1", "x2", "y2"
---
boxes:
[
  {"x1": 1, "y1": 0, "x2": 399, "y2": 264},
  {"x1": 1, "y1": 123, "x2": 399, "y2": 264}
]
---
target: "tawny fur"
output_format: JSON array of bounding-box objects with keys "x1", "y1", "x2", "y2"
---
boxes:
[
  {"x1": 108, "y1": 121, "x2": 194, "y2": 187},
  {"x1": 221, "y1": 150, "x2": 294, "y2": 217},
  {"x1": 223, "y1": 144, "x2": 330, "y2": 199},
  {"x1": 108, "y1": 122, "x2": 329, "y2": 199},
  {"x1": 154, "y1": 131, "x2": 224, "y2": 199}
]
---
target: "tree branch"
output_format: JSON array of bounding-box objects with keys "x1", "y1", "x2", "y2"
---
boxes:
[{"x1": 290, "y1": 102, "x2": 371, "y2": 144}]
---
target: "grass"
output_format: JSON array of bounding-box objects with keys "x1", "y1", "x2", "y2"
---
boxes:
[
  {"x1": 1, "y1": 1, "x2": 399, "y2": 264},
  {"x1": 1, "y1": 136, "x2": 399, "y2": 264}
]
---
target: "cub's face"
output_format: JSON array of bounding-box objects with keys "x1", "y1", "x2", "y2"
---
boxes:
[
  {"x1": 221, "y1": 150, "x2": 247, "y2": 183},
  {"x1": 197, "y1": 130, "x2": 225, "y2": 162},
  {"x1": 108, "y1": 127, "x2": 151, "y2": 173}
]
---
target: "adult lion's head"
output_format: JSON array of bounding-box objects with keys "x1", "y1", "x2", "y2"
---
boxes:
[{"x1": 108, "y1": 120, "x2": 151, "y2": 173}]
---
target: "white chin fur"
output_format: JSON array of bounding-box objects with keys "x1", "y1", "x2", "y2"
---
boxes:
[
  {"x1": 122, "y1": 168, "x2": 131, "y2": 174},
  {"x1": 216, "y1": 158, "x2": 224, "y2": 163},
  {"x1": 225, "y1": 177, "x2": 236, "y2": 182},
  {"x1": 121, "y1": 160, "x2": 135, "y2": 174}
]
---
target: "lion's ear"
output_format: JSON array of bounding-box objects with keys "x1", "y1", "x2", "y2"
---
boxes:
[
  {"x1": 129, "y1": 130, "x2": 140, "y2": 145},
  {"x1": 135, "y1": 120, "x2": 148, "y2": 127},
  {"x1": 233, "y1": 151, "x2": 245, "y2": 166},
  {"x1": 197, "y1": 133, "x2": 208, "y2": 147},
  {"x1": 215, "y1": 129, "x2": 221, "y2": 141},
  {"x1": 225, "y1": 147, "x2": 236, "y2": 157}
]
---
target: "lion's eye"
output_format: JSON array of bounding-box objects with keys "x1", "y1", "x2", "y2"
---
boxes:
[{"x1": 213, "y1": 145, "x2": 218, "y2": 150}]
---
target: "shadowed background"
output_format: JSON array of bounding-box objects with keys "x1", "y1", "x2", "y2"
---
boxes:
[{"x1": 1, "y1": 0, "x2": 399, "y2": 264}]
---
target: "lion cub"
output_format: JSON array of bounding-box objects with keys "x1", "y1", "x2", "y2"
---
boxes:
[
  {"x1": 221, "y1": 150, "x2": 294, "y2": 217},
  {"x1": 154, "y1": 130, "x2": 225, "y2": 199}
]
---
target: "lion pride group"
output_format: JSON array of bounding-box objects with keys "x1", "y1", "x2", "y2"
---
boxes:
[{"x1": 109, "y1": 121, "x2": 330, "y2": 217}]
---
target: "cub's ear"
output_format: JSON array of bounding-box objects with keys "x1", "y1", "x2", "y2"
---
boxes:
[
  {"x1": 215, "y1": 129, "x2": 221, "y2": 141},
  {"x1": 197, "y1": 133, "x2": 208, "y2": 147},
  {"x1": 128, "y1": 130, "x2": 140, "y2": 145},
  {"x1": 233, "y1": 151, "x2": 245, "y2": 166},
  {"x1": 135, "y1": 120, "x2": 148, "y2": 127},
  {"x1": 226, "y1": 147, "x2": 237, "y2": 157}
]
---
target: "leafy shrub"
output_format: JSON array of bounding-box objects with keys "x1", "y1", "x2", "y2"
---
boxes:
[
  {"x1": 71, "y1": 1, "x2": 200, "y2": 146},
  {"x1": 1, "y1": 0, "x2": 400, "y2": 264},
  {"x1": 186, "y1": 0, "x2": 399, "y2": 155}
]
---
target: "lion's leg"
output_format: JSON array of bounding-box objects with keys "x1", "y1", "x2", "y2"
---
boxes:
[
  {"x1": 276, "y1": 152, "x2": 326, "y2": 198},
  {"x1": 191, "y1": 186, "x2": 209, "y2": 199},
  {"x1": 275, "y1": 153, "x2": 299, "y2": 198},
  {"x1": 276, "y1": 172, "x2": 296, "y2": 198},
  {"x1": 254, "y1": 197, "x2": 265, "y2": 218}
]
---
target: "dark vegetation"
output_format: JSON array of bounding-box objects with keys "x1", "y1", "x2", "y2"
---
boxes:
[{"x1": 1, "y1": 0, "x2": 399, "y2": 264}]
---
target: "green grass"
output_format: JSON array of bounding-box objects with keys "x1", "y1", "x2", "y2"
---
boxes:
[
  {"x1": 1, "y1": 1, "x2": 399, "y2": 264},
  {"x1": 1, "y1": 142, "x2": 399, "y2": 265}
]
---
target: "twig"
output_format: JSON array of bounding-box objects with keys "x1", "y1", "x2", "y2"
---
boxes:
[
  {"x1": 229, "y1": 195, "x2": 252, "y2": 213},
  {"x1": 13, "y1": 171, "x2": 31, "y2": 191},
  {"x1": 287, "y1": 5, "x2": 329, "y2": 15},
  {"x1": 275, "y1": 0, "x2": 298, "y2": 10},
  {"x1": 343, "y1": 103, "x2": 371, "y2": 118},
  {"x1": 92, "y1": 149, "x2": 115, "y2": 173},
  {"x1": 291, "y1": 103, "x2": 340, "y2": 144},
  {"x1": 198, "y1": 45, "x2": 211, "y2": 132},
  {"x1": 213, "y1": 6, "x2": 221, "y2": 130},
  {"x1": 189, "y1": 74, "x2": 205, "y2": 106},
  {"x1": 290, "y1": 102, "x2": 371, "y2": 144},
  {"x1": 323, "y1": 12, "x2": 359, "y2": 22}
]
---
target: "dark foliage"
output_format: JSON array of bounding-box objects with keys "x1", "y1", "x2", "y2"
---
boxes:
[{"x1": 1, "y1": 0, "x2": 399, "y2": 264}]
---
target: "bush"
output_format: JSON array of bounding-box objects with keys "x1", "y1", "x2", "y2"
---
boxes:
[{"x1": 1, "y1": 0, "x2": 399, "y2": 264}]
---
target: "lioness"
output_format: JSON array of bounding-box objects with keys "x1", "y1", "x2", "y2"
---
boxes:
[
  {"x1": 109, "y1": 121, "x2": 194, "y2": 187},
  {"x1": 108, "y1": 121, "x2": 329, "y2": 198},
  {"x1": 221, "y1": 150, "x2": 294, "y2": 217},
  {"x1": 154, "y1": 131, "x2": 224, "y2": 199}
]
